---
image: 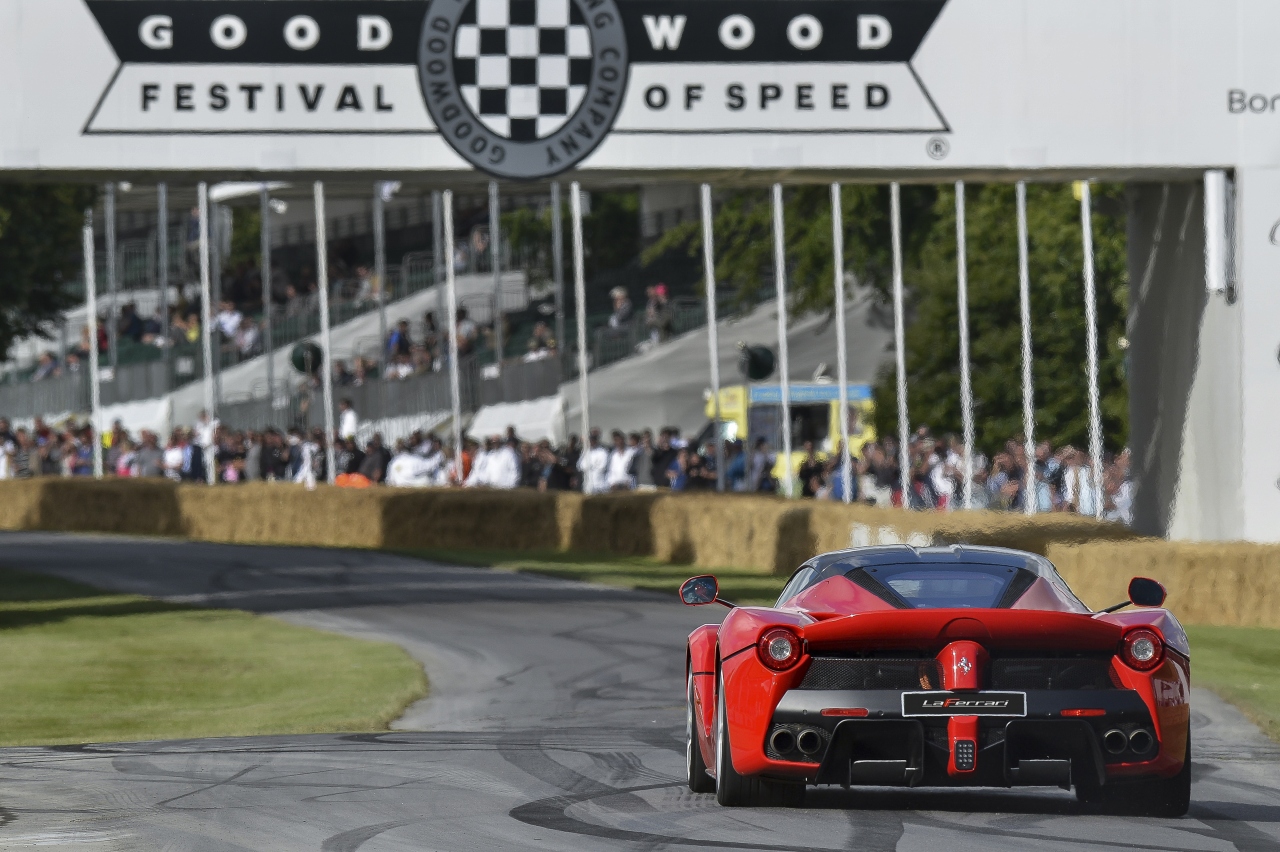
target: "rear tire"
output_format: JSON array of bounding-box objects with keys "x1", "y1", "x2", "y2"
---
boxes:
[
  {"x1": 1078, "y1": 725, "x2": 1191, "y2": 817},
  {"x1": 687, "y1": 674, "x2": 715, "y2": 793},
  {"x1": 714, "y1": 670, "x2": 805, "y2": 808}
]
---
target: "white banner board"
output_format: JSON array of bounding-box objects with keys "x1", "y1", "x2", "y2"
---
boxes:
[{"x1": 0, "y1": 0, "x2": 1273, "y2": 177}]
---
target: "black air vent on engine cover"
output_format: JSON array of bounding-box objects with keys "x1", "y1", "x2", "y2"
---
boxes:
[
  {"x1": 989, "y1": 658, "x2": 1115, "y2": 690},
  {"x1": 799, "y1": 657, "x2": 943, "y2": 691}
]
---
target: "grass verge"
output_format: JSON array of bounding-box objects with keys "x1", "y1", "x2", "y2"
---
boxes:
[
  {"x1": 1185, "y1": 625, "x2": 1280, "y2": 742},
  {"x1": 406, "y1": 548, "x2": 789, "y2": 606},
  {"x1": 0, "y1": 567, "x2": 426, "y2": 746}
]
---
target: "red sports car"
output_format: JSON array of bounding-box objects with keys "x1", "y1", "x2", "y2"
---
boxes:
[{"x1": 681, "y1": 545, "x2": 1190, "y2": 815}]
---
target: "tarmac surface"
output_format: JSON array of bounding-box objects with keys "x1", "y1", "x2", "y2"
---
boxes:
[{"x1": 0, "y1": 531, "x2": 1277, "y2": 851}]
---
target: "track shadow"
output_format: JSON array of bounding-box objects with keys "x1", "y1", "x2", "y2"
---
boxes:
[
  {"x1": 0, "y1": 566, "x2": 192, "y2": 631},
  {"x1": 800, "y1": 785, "x2": 1081, "y2": 816}
]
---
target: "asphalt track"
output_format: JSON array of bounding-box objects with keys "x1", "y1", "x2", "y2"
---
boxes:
[{"x1": 0, "y1": 533, "x2": 1277, "y2": 852}]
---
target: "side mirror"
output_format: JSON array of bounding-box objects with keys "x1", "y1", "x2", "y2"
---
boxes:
[
  {"x1": 1100, "y1": 577, "x2": 1169, "y2": 614},
  {"x1": 1128, "y1": 577, "x2": 1167, "y2": 608},
  {"x1": 680, "y1": 575, "x2": 720, "y2": 606}
]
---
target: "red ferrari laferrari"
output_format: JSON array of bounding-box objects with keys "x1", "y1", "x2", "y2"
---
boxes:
[{"x1": 681, "y1": 545, "x2": 1190, "y2": 815}]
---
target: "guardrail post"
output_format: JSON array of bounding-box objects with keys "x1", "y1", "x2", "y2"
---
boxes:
[
  {"x1": 701, "y1": 183, "x2": 725, "y2": 493},
  {"x1": 1016, "y1": 181, "x2": 1036, "y2": 515},
  {"x1": 956, "y1": 181, "x2": 975, "y2": 511},
  {"x1": 489, "y1": 180, "x2": 503, "y2": 376},
  {"x1": 314, "y1": 181, "x2": 337, "y2": 485},
  {"x1": 158, "y1": 182, "x2": 170, "y2": 395},
  {"x1": 84, "y1": 209, "x2": 103, "y2": 479},
  {"x1": 197, "y1": 182, "x2": 216, "y2": 485},
  {"x1": 261, "y1": 185, "x2": 275, "y2": 401},
  {"x1": 771, "y1": 183, "x2": 793, "y2": 498},
  {"x1": 443, "y1": 190, "x2": 464, "y2": 473},
  {"x1": 571, "y1": 182, "x2": 590, "y2": 439},
  {"x1": 105, "y1": 182, "x2": 118, "y2": 371},
  {"x1": 831, "y1": 183, "x2": 852, "y2": 504},
  {"x1": 551, "y1": 182, "x2": 565, "y2": 363},
  {"x1": 890, "y1": 182, "x2": 910, "y2": 508}
]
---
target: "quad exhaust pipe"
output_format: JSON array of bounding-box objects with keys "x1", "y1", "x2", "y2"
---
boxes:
[
  {"x1": 1128, "y1": 729, "x2": 1154, "y2": 755},
  {"x1": 1102, "y1": 728, "x2": 1155, "y2": 755},
  {"x1": 769, "y1": 729, "x2": 796, "y2": 754},
  {"x1": 768, "y1": 727, "x2": 824, "y2": 757},
  {"x1": 1102, "y1": 729, "x2": 1129, "y2": 755},
  {"x1": 796, "y1": 729, "x2": 823, "y2": 756}
]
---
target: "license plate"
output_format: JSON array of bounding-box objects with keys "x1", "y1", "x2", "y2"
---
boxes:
[{"x1": 901, "y1": 691, "x2": 1027, "y2": 717}]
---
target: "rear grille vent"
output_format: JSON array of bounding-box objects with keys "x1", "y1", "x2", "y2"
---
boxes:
[
  {"x1": 799, "y1": 657, "x2": 942, "y2": 691},
  {"x1": 989, "y1": 658, "x2": 1115, "y2": 691}
]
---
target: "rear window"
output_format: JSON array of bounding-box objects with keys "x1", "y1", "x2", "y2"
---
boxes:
[
  {"x1": 868, "y1": 565, "x2": 1021, "y2": 609},
  {"x1": 776, "y1": 548, "x2": 1092, "y2": 611}
]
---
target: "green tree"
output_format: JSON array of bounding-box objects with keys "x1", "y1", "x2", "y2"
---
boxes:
[
  {"x1": 639, "y1": 182, "x2": 1127, "y2": 452},
  {"x1": 642, "y1": 184, "x2": 937, "y2": 314},
  {"x1": 229, "y1": 206, "x2": 261, "y2": 271},
  {"x1": 872, "y1": 183, "x2": 1129, "y2": 454},
  {"x1": 502, "y1": 205, "x2": 554, "y2": 287},
  {"x1": 502, "y1": 190, "x2": 640, "y2": 286},
  {"x1": 0, "y1": 184, "x2": 98, "y2": 360}
]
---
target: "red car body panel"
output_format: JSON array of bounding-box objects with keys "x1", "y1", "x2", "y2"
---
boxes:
[{"x1": 686, "y1": 546, "x2": 1191, "y2": 792}]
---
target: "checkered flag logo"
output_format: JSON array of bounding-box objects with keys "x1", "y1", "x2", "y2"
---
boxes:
[{"x1": 454, "y1": 0, "x2": 594, "y2": 142}]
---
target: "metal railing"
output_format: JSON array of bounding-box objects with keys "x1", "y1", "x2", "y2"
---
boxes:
[
  {"x1": 0, "y1": 354, "x2": 205, "y2": 421},
  {"x1": 590, "y1": 297, "x2": 707, "y2": 370},
  {"x1": 216, "y1": 354, "x2": 562, "y2": 435}
]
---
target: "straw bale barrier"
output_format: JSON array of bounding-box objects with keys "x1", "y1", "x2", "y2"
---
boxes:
[
  {"x1": 1048, "y1": 541, "x2": 1280, "y2": 628},
  {"x1": 0, "y1": 478, "x2": 183, "y2": 536},
  {"x1": 6, "y1": 479, "x2": 1280, "y2": 627},
  {"x1": 0, "y1": 479, "x2": 1139, "y2": 566}
]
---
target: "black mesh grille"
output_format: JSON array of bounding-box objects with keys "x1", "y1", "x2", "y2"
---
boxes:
[
  {"x1": 989, "y1": 658, "x2": 1115, "y2": 690},
  {"x1": 799, "y1": 657, "x2": 942, "y2": 691}
]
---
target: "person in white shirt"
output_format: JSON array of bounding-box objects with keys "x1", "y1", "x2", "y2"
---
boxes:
[
  {"x1": 465, "y1": 437, "x2": 493, "y2": 487},
  {"x1": 386, "y1": 452, "x2": 435, "y2": 487},
  {"x1": 486, "y1": 437, "x2": 522, "y2": 490},
  {"x1": 234, "y1": 317, "x2": 261, "y2": 357},
  {"x1": 215, "y1": 301, "x2": 243, "y2": 339},
  {"x1": 0, "y1": 418, "x2": 14, "y2": 480},
  {"x1": 293, "y1": 431, "x2": 319, "y2": 484},
  {"x1": 1062, "y1": 448, "x2": 1101, "y2": 516},
  {"x1": 605, "y1": 429, "x2": 637, "y2": 490},
  {"x1": 578, "y1": 428, "x2": 610, "y2": 494},
  {"x1": 194, "y1": 410, "x2": 219, "y2": 451},
  {"x1": 414, "y1": 436, "x2": 447, "y2": 485},
  {"x1": 338, "y1": 398, "x2": 358, "y2": 441}
]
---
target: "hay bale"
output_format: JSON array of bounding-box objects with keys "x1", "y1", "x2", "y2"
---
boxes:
[
  {"x1": 554, "y1": 491, "x2": 585, "y2": 551},
  {"x1": 30, "y1": 478, "x2": 183, "y2": 537},
  {"x1": 1049, "y1": 541, "x2": 1280, "y2": 627},
  {"x1": 569, "y1": 493, "x2": 661, "y2": 556},
  {"x1": 649, "y1": 494, "x2": 812, "y2": 574},
  {"x1": 177, "y1": 483, "x2": 384, "y2": 548},
  {"x1": 381, "y1": 488, "x2": 562, "y2": 552},
  {"x1": 807, "y1": 501, "x2": 1137, "y2": 557},
  {"x1": 0, "y1": 480, "x2": 45, "y2": 530}
]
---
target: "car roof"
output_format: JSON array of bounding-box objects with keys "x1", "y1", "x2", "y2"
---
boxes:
[
  {"x1": 778, "y1": 545, "x2": 1090, "y2": 612},
  {"x1": 804, "y1": 544, "x2": 1059, "y2": 577}
]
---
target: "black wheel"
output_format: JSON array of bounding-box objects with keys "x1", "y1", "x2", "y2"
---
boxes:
[
  {"x1": 714, "y1": 670, "x2": 805, "y2": 808},
  {"x1": 687, "y1": 674, "x2": 715, "y2": 793},
  {"x1": 1129, "y1": 729, "x2": 1192, "y2": 817},
  {"x1": 1078, "y1": 726, "x2": 1191, "y2": 817}
]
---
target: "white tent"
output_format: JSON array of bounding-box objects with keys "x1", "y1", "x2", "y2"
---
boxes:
[{"x1": 468, "y1": 395, "x2": 566, "y2": 445}]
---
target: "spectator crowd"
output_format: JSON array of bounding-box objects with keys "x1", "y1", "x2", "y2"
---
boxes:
[{"x1": 0, "y1": 408, "x2": 1134, "y2": 525}]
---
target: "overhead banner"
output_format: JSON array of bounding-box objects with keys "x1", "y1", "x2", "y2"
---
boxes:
[
  {"x1": 81, "y1": 0, "x2": 945, "y2": 178},
  {"x1": 0, "y1": 0, "x2": 1265, "y2": 175}
]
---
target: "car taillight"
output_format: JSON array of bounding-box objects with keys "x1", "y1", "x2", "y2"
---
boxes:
[
  {"x1": 757, "y1": 627, "x2": 803, "y2": 671},
  {"x1": 1121, "y1": 628, "x2": 1164, "y2": 671}
]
